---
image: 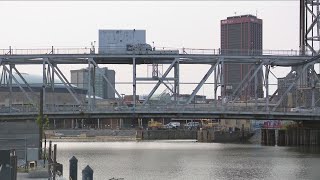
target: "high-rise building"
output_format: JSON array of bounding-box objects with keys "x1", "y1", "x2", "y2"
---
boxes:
[
  {"x1": 71, "y1": 67, "x2": 115, "y2": 99},
  {"x1": 220, "y1": 14, "x2": 263, "y2": 99}
]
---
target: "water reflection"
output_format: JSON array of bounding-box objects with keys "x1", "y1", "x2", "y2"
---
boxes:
[
  {"x1": 55, "y1": 141, "x2": 320, "y2": 180},
  {"x1": 288, "y1": 146, "x2": 320, "y2": 154}
]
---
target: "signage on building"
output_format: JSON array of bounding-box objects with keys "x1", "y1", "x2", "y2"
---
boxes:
[{"x1": 263, "y1": 120, "x2": 282, "y2": 129}]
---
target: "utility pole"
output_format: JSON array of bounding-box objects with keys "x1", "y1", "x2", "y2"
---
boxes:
[{"x1": 39, "y1": 85, "x2": 44, "y2": 159}]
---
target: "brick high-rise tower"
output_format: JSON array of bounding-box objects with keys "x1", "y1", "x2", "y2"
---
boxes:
[{"x1": 221, "y1": 14, "x2": 263, "y2": 100}]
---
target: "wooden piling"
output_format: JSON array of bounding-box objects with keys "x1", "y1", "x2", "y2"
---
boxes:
[{"x1": 277, "y1": 130, "x2": 286, "y2": 146}]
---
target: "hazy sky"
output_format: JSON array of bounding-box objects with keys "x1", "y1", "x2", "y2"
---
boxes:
[{"x1": 0, "y1": 1, "x2": 299, "y2": 98}]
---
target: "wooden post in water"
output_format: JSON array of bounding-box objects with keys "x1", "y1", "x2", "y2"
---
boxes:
[
  {"x1": 82, "y1": 165, "x2": 93, "y2": 180},
  {"x1": 44, "y1": 137, "x2": 46, "y2": 168},
  {"x1": 277, "y1": 130, "x2": 286, "y2": 146},
  {"x1": 10, "y1": 149, "x2": 17, "y2": 180},
  {"x1": 48, "y1": 141, "x2": 52, "y2": 177},
  {"x1": 53, "y1": 144, "x2": 57, "y2": 180},
  {"x1": 69, "y1": 156, "x2": 78, "y2": 180},
  {"x1": 241, "y1": 124, "x2": 244, "y2": 143}
]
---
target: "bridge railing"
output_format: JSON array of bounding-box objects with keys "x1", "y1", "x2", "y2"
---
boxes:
[
  {"x1": 2, "y1": 103, "x2": 320, "y2": 116},
  {"x1": 59, "y1": 104, "x2": 320, "y2": 114},
  {"x1": 179, "y1": 48, "x2": 306, "y2": 56},
  {"x1": 0, "y1": 46, "x2": 313, "y2": 56}
]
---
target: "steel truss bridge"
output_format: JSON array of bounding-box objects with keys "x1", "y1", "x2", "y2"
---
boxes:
[{"x1": 1, "y1": 47, "x2": 320, "y2": 121}]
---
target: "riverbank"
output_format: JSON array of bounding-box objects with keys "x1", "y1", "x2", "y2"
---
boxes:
[
  {"x1": 46, "y1": 136, "x2": 136, "y2": 142},
  {"x1": 45, "y1": 129, "x2": 261, "y2": 143},
  {"x1": 45, "y1": 129, "x2": 137, "y2": 142}
]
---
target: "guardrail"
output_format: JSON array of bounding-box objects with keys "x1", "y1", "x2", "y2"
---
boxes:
[
  {"x1": 2, "y1": 104, "x2": 320, "y2": 115},
  {"x1": 0, "y1": 46, "x2": 314, "y2": 56}
]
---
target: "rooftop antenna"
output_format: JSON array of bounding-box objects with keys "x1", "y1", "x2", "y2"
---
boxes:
[
  {"x1": 256, "y1": 10, "x2": 258, "y2": 17},
  {"x1": 234, "y1": 11, "x2": 237, "y2": 16}
]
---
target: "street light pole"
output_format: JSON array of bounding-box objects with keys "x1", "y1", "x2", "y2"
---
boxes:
[
  {"x1": 194, "y1": 93, "x2": 196, "y2": 110},
  {"x1": 121, "y1": 94, "x2": 125, "y2": 105}
]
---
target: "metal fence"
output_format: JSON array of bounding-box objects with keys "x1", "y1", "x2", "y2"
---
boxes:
[
  {"x1": 0, "y1": 138, "x2": 27, "y2": 166},
  {"x1": 0, "y1": 46, "x2": 313, "y2": 56}
]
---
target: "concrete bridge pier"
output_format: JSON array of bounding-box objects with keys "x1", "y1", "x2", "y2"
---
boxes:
[
  {"x1": 197, "y1": 129, "x2": 203, "y2": 142},
  {"x1": 136, "y1": 130, "x2": 143, "y2": 140},
  {"x1": 202, "y1": 130, "x2": 208, "y2": 142}
]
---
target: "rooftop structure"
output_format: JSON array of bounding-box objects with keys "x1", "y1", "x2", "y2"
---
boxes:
[{"x1": 98, "y1": 29, "x2": 146, "y2": 54}]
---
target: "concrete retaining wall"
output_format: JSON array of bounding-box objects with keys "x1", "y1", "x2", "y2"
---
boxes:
[
  {"x1": 197, "y1": 129, "x2": 252, "y2": 143},
  {"x1": 136, "y1": 130, "x2": 197, "y2": 140}
]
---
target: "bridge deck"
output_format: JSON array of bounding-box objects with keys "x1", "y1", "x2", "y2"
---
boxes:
[
  {"x1": 0, "y1": 53, "x2": 311, "y2": 65},
  {"x1": 1, "y1": 110, "x2": 319, "y2": 121}
]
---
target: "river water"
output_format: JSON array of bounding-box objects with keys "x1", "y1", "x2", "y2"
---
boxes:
[{"x1": 55, "y1": 140, "x2": 320, "y2": 180}]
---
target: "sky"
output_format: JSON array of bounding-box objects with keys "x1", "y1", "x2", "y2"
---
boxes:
[{"x1": 0, "y1": 1, "x2": 299, "y2": 98}]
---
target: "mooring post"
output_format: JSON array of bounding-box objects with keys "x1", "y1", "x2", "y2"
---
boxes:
[
  {"x1": 241, "y1": 124, "x2": 245, "y2": 143},
  {"x1": 53, "y1": 144, "x2": 57, "y2": 180},
  {"x1": 44, "y1": 137, "x2": 46, "y2": 168},
  {"x1": 48, "y1": 141, "x2": 52, "y2": 177},
  {"x1": 82, "y1": 165, "x2": 93, "y2": 180},
  {"x1": 69, "y1": 156, "x2": 78, "y2": 180},
  {"x1": 10, "y1": 149, "x2": 17, "y2": 180}
]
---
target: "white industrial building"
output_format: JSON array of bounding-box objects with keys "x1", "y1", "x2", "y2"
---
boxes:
[
  {"x1": 71, "y1": 67, "x2": 116, "y2": 99},
  {"x1": 98, "y1": 29, "x2": 146, "y2": 54}
]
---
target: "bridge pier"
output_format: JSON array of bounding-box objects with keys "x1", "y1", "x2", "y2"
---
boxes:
[
  {"x1": 261, "y1": 129, "x2": 275, "y2": 146},
  {"x1": 278, "y1": 129, "x2": 286, "y2": 146},
  {"x1": 197, "y1": 129, "x2": 203, "y2": 142},
  {"x1": 262, "y1": 127, "x2": 320, "y2": 146}
]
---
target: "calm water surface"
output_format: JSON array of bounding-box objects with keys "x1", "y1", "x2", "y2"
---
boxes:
[{"x1": 56, "y1": 140, "x2": 320, "y2": 180}]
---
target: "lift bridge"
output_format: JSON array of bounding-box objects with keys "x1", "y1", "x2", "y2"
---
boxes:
[
  {"x1": 0, "y1": 47, "x2": 320, "y2": 121},
  {"x1": 1, "y1": 0, "x2": 320, "y2": 121}
]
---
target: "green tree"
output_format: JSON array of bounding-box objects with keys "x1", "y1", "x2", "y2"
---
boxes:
[{"x1": 36, "y1": 114, "x2": 50, "y2": 130}]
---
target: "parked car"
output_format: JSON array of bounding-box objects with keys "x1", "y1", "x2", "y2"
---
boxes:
[
  {"x1": 164, "y1": 122, "x2": 181, "y2": 129},
  {"x1": 290, "y1": 107, "x2": 313, "y2": 113},
  {"x1": 185, "y1": 122, "x2": 200, "y2": 130}
]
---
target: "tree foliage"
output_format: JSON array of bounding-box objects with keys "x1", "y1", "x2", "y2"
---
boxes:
[{"x1": 36, "y1": 115, "x2": 49, "y2": 129}]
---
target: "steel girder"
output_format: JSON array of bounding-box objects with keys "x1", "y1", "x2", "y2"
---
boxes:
[
  {"x1": 44, "y1": 59, "x2": 81, "y2": 105},
  {"x1": 186, "y1": 58, "x2": 222, "y2": 104},
  {"x1": 142, "y1": 58, "x2": 179, "y2": 105},
  {"x1": 302, "y1": 0, "x2": 320, "y2": 55},
  {"x1": 231, "y1": 62, "x2": 264, "y2": 104},
  {"x1": 2, "y1": 65, "x2": 35, "y2": 106},
  {"x1": 272, "y1": 61, "x2": 317, "y2": 111}
]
